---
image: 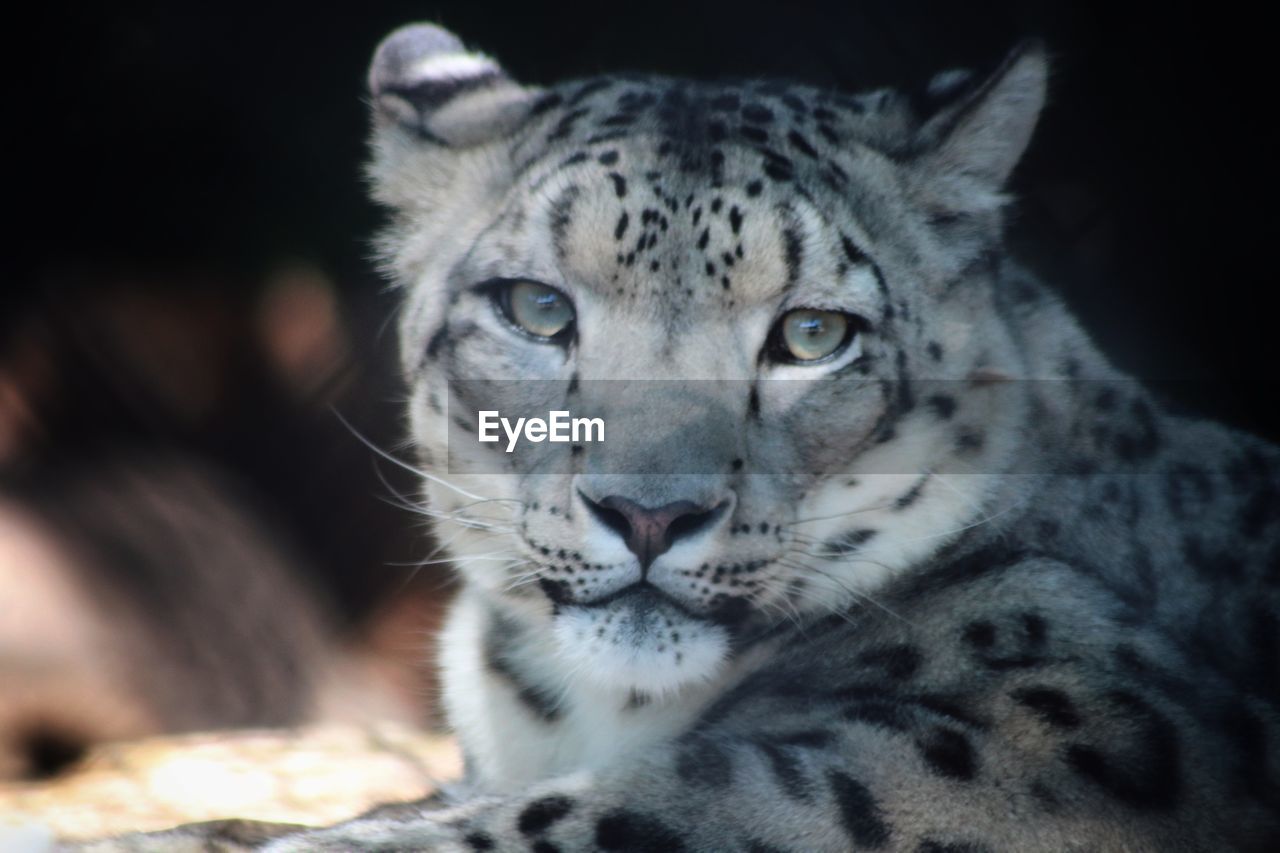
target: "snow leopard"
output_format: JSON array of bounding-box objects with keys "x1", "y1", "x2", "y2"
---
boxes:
[{"x1": 70, "y1": 21, "x2": 1279, "y2": 853}]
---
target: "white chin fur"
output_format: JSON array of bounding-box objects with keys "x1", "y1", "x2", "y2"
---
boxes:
[{"x1": 551, "y1": 595, "x2": 729, "y2": 697}]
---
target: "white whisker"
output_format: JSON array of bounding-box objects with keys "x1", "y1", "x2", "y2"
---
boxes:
[{"x1": 331, "y1": 405, "x2": 504, "y2": 503}]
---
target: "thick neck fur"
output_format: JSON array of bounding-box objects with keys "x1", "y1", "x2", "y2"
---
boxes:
[{"x1": 953, "y1": 272, "x2": 1275, "y2": 685}]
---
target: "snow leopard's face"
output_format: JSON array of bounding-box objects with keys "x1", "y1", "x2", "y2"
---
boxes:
[{"x1": 369, "y1": 26, "x2": 1046, "y2": 696}]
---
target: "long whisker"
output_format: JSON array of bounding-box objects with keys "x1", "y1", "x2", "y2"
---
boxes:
[
  {"x1": 780, "y1": 554, "x2": 918, "y2": 628},
  {"x1": 391, "y1": 518, "x2": 517, "y2": 588},
  {"x1": 386, "y1": 551, "x2": 524, "y2": 568},
  {"x1": 331, "y1": 405, "x2": 502, "y2": 503},
  {"x1": 901, "y1": 497, "x2": 1024, "y2": 543},
  {"x1": 784, "y1": 497, "x2": 900, "y2": 528},
  {"x1": 753, "y1": 578, "x2": 809, "y2": 633}
]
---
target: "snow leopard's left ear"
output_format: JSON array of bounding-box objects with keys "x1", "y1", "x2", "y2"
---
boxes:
[{"x1": 912, "y1": 41, "x2": 1048, "y2": 210}]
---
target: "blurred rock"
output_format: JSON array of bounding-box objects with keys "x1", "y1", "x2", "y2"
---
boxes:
[
  {"x1": 0, "y1": 452, "x2": 435, "y2": 782},
  {"x1": 0, "y1": 723, "x2": 460, "y2": 842}
]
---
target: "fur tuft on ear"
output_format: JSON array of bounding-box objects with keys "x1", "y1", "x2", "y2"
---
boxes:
[
  {"x1": 368, "y1": 23, "x2": 538, "y2": 147},
  {"x1": 916, "y1": 40, "x2": 1048, "y2": 196}
]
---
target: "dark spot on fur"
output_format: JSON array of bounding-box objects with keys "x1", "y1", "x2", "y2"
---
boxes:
[
  {"x1": 518, "y1": 796, "x2": 574, "y2": 835},
  {"x1": 529, "y1": 93, "x2": 565, "y2": 115},
  {"x1": 824, "y1": 528, "x2": 877, "y2": 556},
  {"x1": 893, "y1": 476, "x2": 927, "y2": 510},
  {"x1": 857, "y1": 644, "x2": 922, "y2": 680},
  {"x1": 837, "y1": 234, "x2": 867, "y2": 266},
  {"x1": 782, "y1": 229, "x2": 803, "y2": 285},
  {"x1": 918, "y1": 727, "x2": 977, "y2": 780},
  {"x1": 1114, "y1": 398, "x2": 1161, "y2": 461},
  {"x1": 568, "y1": 79, "x2": 612, "y2": 105},
  {"x1": 1163, "y1": 464, "x2": 1213, "y2": 519},
  {"x1": 608, "y1": 172, "x2": 628, "y2": 198},
  {"x1": 926, "y1": 394, "x2": 957, "y2": 420},
  {"x1": 917, "y1": 842, "x2": 991, "y2": 853},
  {"x1": 963, "y1": 621, "x2": 996, "y2": 649},
  {"x1": 1022, "y1": 613, "x2": 1048, "y2": 646},
  {"x1": 955, "y1": 428, "x2": 985, "y2": 453},
  {"x1": 828, "y1": 771, "x2": 890, "y2": 848},
  {"x1": 1011, "y1": 687, "x2": 1081, "y2": 728},
  {"x1": 547, "y1": 107, "x2": 590, "y2": 141},
  {"x1": 486, "y1": 621, "x2": 563, "y2": 724},
  {"x1": 1066, "y1": 691, "x2": 1181, "y2": 810},
  {"x1": 764, "y1": 159, "x2": 793, "y2": 181},
  {"x1": 753, "y1": 740, "x2": 811, "y2": 800},
  {"x1": 787, "y1": 130, "x2": 818, "y2": 158},
  {"x1": 424, "y1": 323, "x2": 449, "y2": 361},
  {"x1": 465, "y1": 831, "x2": 495, "y2": 850},
  {"x1": 601, "y1": 112, "x2": 638, "y2": 127},
  {"x1": 595, "y1": 810, "x2": 686, "y2": 852}
]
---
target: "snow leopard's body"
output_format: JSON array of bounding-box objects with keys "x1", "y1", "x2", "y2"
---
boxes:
[{"x1": 76, "y1": 22, "x2": 1279, "y2": 853}]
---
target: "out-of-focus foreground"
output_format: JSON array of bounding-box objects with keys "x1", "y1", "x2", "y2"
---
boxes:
[
  {"x1": 0, "y1": 272, "x2": 451, "y2": 772},
  {"x1": 0, "y1": 724, "x2": 460, "y2": 841}
]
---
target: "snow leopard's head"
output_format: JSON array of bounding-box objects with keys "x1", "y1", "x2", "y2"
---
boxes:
[{"x1": 367, "y1": 24, "x2": 1047, "y2": 697}]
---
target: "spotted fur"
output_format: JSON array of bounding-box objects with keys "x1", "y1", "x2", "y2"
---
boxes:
[{"x1": 78, "y1": 22, "x2": 1280, "y2": 853}]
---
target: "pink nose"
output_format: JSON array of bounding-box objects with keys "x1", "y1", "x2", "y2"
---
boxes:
[{"x1": 583, "y1": 494, "x2": 723, "y2": 569}]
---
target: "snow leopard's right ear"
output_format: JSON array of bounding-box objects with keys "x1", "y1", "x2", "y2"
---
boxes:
[
  {"x1": 368, "y1": 23, "x2": 538, "y2": 148},
  {"x1": 366, "y1": 24, "x2": 543, "y2": 217},
  {"x1": 910, "y1": 41, "x2": 1048, "y2": 216}
]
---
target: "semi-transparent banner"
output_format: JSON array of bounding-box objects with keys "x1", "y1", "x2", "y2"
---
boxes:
[{"x1": 437, "y1": 379, "x2": 1220, "y2": 476}]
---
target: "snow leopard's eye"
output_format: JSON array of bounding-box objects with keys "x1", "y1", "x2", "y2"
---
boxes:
[
  {"x1": 768, "y1": 309, "x2": 863, "y2": 364},
  {"x1": 492, "y1": 280, "x2": 576, "y2": 342}
]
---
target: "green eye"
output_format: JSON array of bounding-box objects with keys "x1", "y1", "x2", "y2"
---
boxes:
[
  {"x1": 498, "y1": 281, "x2": 575, "y2": 341},
  {"x1": 771, "y1": 308, "x2": 859, "y2": 363}
]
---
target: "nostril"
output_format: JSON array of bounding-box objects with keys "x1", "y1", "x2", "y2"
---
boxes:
[
  {"x1": 665, "y1": 502, "x2": 727, "y2": 546},
  {"x1": 580, "y1": 491, "x2": 633, "y2": 541}
]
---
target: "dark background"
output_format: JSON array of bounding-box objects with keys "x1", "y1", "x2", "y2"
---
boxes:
[{"x1": 6, "y1": 0, "x2": 1277, "y2": 623}]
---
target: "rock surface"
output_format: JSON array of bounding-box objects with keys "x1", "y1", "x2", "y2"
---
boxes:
[{"x1": 0, "y1": 723, "x2": 460, "y2": 842}]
